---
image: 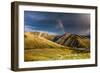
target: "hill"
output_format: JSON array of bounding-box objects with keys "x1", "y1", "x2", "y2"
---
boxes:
[
  {"x1": 29, "y1": 32, "x2": 55, "y2": 40},
  {"x1": 24, "y1": 32, "x2": 65, "y2": 49},
  {"x1": 24, "y1": 32, "x2": 90, "y2": 61},
  {"x1": 53, "y1": 33, "x2": 90, "y2": 51}
]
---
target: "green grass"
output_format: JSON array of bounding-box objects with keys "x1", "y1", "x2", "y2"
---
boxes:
[
  {"x1": 24, "y1": 32, "x2": 90, "y2": 62},
  {"x1": 24, "y1": 32, "x2": 65, "y2": 49},
  {"x1": 24, "y1": 48, "x2": 90, "y2": 61}
]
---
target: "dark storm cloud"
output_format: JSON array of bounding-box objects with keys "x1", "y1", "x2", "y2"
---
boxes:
[{"x1": 24, "y1": 11, "x2": 90, "y2": 35}]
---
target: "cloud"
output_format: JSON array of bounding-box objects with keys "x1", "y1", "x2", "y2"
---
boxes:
[
  {"x1": 24, "y1": 11, "x2": 90, "y2": 35},
  {"x1": 25, "y1": 25, "x2": 58, "y2": 35},
  {"x1": 79, "y1": 29, "x2": 90, "y2": 35},
  {"x1": 24, "y1": 25, "x2": 36, "y2": 32}
]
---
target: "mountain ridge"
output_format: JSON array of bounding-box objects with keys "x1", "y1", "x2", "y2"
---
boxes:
[{"x1": 53, "y1": 33, "x2": 90, "y2": 51}]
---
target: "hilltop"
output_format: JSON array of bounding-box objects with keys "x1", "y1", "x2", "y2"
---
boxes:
[
  {"x1": 53, "y1": 33, "x2": 90, "y2": 51},
  {"x1": 24, "y1": 32, "x2": 65, "y2": 49}
]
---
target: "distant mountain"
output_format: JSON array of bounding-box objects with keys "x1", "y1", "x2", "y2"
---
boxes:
[
  {"x1": 53, "y1": 33, "x2": 90, "y2": 51},
  {"x1": 24, "y1": 32, "x2": 65, "y2": 49}
]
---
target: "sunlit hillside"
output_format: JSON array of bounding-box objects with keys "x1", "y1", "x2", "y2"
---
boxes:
[
  {"x1": 24, "y1": 32, "x2": 65, "y2": 49},
  {"x1": 30, "y1": 32, "x2": 55, "y2": 40},
  {"x1": 24, "y1": 32, "x2": 90, "y2": 61}
]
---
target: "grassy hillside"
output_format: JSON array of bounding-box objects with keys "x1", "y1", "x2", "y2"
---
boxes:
[
  {"x1": 24, "y1": 32, "x2": 65, "y2": 49},
  {"x1": 24, "y1": 32, "x2": 90, "y2": 61},
  {"x1": 53, "y1": 34, "x2": 90, "y2": 51},
  {"x1": 30, "y1": 32, "x2": 55, "y2": 40},
  {"x1": 25, "y1": 48, "x2": 90, "y2": 61}
]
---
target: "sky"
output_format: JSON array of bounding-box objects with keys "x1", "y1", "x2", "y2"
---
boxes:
[{"x1": 24, "y1": 11, "x2": 90, "y2": 35}]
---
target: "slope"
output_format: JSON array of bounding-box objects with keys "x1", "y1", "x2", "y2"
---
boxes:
[
  {"x1": 24, "y1": 32, "x2": 90, "y2": 61},
  {"x1": 53, "y1": 34, "x2": 90, "y2": 51},
  {"x1": 24, "y1": 32, "x2": 65, "y2": 49}
]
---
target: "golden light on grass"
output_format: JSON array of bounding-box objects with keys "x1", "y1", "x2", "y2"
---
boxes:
[{"x1": 24, "y1": 32, "x2": 90, "y2": 61}]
